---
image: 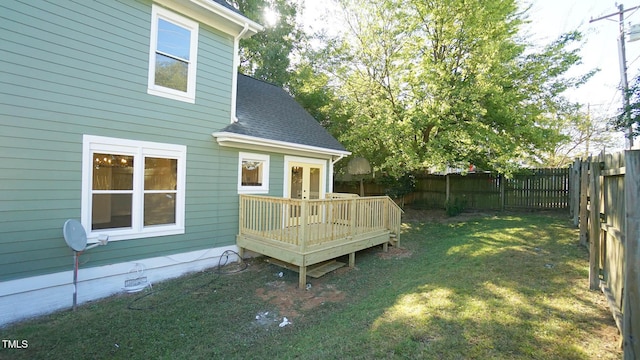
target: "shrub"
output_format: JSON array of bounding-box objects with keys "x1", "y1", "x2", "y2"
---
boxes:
[{"x1": 445, "y1": 196, "x2": 467, "y2": 216}]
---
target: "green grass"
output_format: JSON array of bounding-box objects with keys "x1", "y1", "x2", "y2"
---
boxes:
[{"x1": 0, "y1": 212, "x2": 621, "y2": 359}]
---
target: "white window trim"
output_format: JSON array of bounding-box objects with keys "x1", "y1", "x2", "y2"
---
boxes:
[
  {"x1": 147, "y1": 4, "x2": 199, "y2": 103},
  {"x1": 81, "y1": 135, "x2": 187, "y2": 243},
  {"x1": 238, "y1": 152, "x2": 270, "y2": 194}
]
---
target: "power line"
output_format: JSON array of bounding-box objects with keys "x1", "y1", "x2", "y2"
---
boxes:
[{"x1": 589, "y1": 4, "x2": 640, "y2": 148}]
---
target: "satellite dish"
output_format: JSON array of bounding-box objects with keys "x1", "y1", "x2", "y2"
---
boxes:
[{"x1": 63, "y1": 219, "x2": 87, "y2": 252}]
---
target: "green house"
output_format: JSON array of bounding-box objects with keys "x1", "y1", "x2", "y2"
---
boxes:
[{"x1": 0, "y1": 0, "x2": 350, "y2": 326}]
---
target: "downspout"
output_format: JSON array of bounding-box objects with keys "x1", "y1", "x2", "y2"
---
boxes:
[
  {"x1": 329, "y1": 154, "x2": 347, "y2": 193},
  {"x1": 332, "y1": 153, "x2": 346, "y2": 165},
  {"x1": 230, "y1": 23, "x2": 249, "y2": 123}
]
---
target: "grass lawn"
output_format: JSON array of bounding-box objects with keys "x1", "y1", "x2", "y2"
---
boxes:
[{"x1": 0, "y1": 211, "x2": 621, "y2": 359}]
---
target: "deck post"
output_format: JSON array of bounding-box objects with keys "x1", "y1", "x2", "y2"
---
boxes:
[
  {"x1": 349, "y1": 198, "x2": 357, "y2": 237},
  {"x1": 299, "y1": 265, "x2": 307, "y2": 289},
  {"x1": 349, "y1": 252, "x2": 355, "y2": 268},
  {"x1": 299, "y1": 200, "x2": 308, "y2": 252},
  {"x1": 299, "y1": 201, "x2": 308, "y2": 289}
]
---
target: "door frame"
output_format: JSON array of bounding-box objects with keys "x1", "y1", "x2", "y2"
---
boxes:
[{"x1": 283, "y1": 156, "x2": 328, "y2": 200}]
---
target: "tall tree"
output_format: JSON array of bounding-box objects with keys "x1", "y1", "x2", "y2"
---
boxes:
[
  {"x1": 313, "y1": 0, "x2": 591, "y2": 177},
  {"x1": 533, "y1": 104, "x2": 617, "y2": 167},
  {"x1": 231, "y1": 0, "x2": 305, "y2": 87}
]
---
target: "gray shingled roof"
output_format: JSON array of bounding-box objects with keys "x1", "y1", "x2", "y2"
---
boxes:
[{"x1": 219, "y1": 74, "x2": 347, "y2": 153}]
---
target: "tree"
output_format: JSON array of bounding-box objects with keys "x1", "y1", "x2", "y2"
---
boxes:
[
  {"x1": 533, "y1": 104, "x2": 617, "y2": 167},
  {"x1": 310, "y1": 0, "x2": 592, "y2": 177},
  {"x1": 231, "y1": 0, "x2": 305, "y2": 87},
  {"x1": 616, "y1": 73, "x2": 640, "y2": 141}
]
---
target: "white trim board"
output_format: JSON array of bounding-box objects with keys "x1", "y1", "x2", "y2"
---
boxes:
[
  {"x1": 0, "y1": 245, "x2": 238, "y2": 327},
  {"x1": 212, "y1": 131, "x2": 351, "y2": 158}
]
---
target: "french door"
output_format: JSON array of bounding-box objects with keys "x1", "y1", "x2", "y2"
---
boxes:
[
  {"x1": 285, "y1": 158, "x2": 326, "y2": 225},
  {"x1": 288, "y1": 162, "x2": 321, "y2": 200}
]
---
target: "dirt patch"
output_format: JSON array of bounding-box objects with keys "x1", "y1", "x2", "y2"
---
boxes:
[
  {"x1": 255, "y1": 279, "x2": 345, "y2": 321},
  {"x1": 378, "y1": 246, "x2": 413, "y2": 260}
]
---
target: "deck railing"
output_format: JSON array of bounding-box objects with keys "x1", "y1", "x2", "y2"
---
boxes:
[{"x1": 239, "y1": 194, "x2": 403, "y2": 250}]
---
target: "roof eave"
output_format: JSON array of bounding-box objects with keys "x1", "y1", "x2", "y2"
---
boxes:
[
  {"x1": 212, "y1": 131, "x2": 351, "y2": 158},
  {"x1": 156, "y1": 0, "x2": 264, "y2": 38}
]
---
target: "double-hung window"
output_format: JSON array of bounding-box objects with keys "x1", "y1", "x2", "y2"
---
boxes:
[
  {"x1": 238, "y1": 152, "x2": 270, "y2": 194},
  {"x1": 148, "y1": 5, "x2": 199, "y2": 103},
  {"x1": 82, "y1": 135, "x2": 187, "y2": 242}
]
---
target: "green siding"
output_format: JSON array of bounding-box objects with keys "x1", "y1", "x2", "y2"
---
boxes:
[{"x1": 0, "y1": 0, "x2": 242, "y2": 280}]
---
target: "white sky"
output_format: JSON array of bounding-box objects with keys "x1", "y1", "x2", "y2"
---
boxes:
[{"x1": 524, "y1": 1, "x2": 640, "y2": 118}]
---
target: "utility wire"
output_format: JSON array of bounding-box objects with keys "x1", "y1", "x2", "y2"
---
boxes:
[{"x1": 127, "y1": 250, "x2": 247, "y2": 311}]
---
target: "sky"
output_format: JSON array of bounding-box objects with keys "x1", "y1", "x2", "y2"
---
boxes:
[
  {"x1": 524, "y1": 0, "x2": 640, "y2": 119},
  {"x1": 300, "y1": 0, "x2": 640, "y2": 150}
]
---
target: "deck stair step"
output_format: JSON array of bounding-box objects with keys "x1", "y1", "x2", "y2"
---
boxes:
[
  {"x1": 266, "y1": 258, "x2": 346, "y2": 278},
  {"x1": 389, "y1": 233, "x2": 398, "y2": 246}
]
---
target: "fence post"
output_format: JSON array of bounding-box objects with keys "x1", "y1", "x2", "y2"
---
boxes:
[
  {"x1": 445, "y1": 174, "x2": 450, "y2": 205},
  {"x1": 500, "y1": 174, "x2": 505, "y2": 210},
  {"x1": 589, "y1": 155, "x2": 601, "y2": 291},
  {"x1": 579, "y1": 158, "x2": 590, "y2": 247},
  {"x1": 624, "y1": 149, "x2": 640, "y2": 359},
  {"x1": 571, "y1": 159, "x2": 580, "y2": 226}
]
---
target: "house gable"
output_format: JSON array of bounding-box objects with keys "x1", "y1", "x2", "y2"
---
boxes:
[{"x1": 213, "y1": 74, "x2": 350, "y2": 159}]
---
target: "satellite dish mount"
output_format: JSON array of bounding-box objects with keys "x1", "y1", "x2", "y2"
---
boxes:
[{"x1": 62, "y1": 219, "x2": 109, "y2": 310}]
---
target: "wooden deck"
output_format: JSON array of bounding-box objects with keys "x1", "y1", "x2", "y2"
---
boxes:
[{"x1": 237, "y1": 193, "x2": 403, "y2": 288}]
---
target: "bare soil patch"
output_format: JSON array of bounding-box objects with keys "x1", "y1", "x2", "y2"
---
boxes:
[{"x1": 254, "y1": 278, "x2": 345, "y2": 321}]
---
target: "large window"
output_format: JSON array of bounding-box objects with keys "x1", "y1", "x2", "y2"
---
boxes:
[
  {"x1": 238, "y1": 152, "x2": 270, "y2": 194},
  {"x1": 82, "y1": 135, "x2": 187, "y2": 242},
  {"x1": 148, "y1": 5, "x2": 199, "y2": 103}
]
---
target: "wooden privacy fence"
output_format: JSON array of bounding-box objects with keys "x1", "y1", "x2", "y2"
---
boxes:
[
  {"x1": 335, "y1": 168, "x2": 571, "y2": 211},
  {"x1": 574, "y1": 150, "x2": 639, "y2": 358}
]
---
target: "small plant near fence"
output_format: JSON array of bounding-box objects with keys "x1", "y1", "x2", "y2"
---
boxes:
[{"x1": 445, "y1": 195, "x2": 467, "y2": 216}]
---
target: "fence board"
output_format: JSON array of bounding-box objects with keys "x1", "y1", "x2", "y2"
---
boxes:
[
  {"x1": 624, "y1": 150, "x2": 640, "y2": 358},
  {"x1": 335, "y1": 168, "x2": 570, "y2": 211},
  {"x1": 575, "y1": 150, "x2": 638, "y2": 356},
  {"x1": 589, "y1": 155, "x2": 601, "y2": 290}
]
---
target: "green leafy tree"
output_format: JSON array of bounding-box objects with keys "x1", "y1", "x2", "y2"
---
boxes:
[
  {"x1": 616, "y1": 73, "x2": 640, "y2": 140},
  {"x1": 311, "y1": 0, "x2": 592, "y2": 177},
  {"x1": 231, "y1": 0, "x2": 305, "y2": 87}
]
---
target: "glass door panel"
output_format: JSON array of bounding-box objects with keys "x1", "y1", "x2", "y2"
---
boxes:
[{"x1": 286, "y1": 161, "x2": 325, "y2": 225}]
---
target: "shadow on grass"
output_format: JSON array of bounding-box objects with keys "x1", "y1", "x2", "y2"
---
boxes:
[
  {"x1": 0, "y1": 214, "x2": 620, "y2": 359},
  {"x1": 267, "y1": 214, "x2": 620, "y2": 359}
]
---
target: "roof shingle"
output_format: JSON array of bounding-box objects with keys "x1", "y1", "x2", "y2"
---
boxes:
[{"x1": 220, "y1": 74, "x2": 347, "y2": 153}]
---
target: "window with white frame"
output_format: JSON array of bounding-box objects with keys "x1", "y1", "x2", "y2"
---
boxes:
[
  {"x1": 148, "y1": 5, "x2": 199, "y2": 103},
  {"x1": 82, "y1": 135, "x2": 187, "y2": 242},
  {"x1": 238, "y1": 152, "x2": 270, "y2": 194}
]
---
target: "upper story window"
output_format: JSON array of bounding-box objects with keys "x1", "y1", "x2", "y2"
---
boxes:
[
  {"x1": 238, "y1": 152, "x2": 270, "y2": 194},
  {"x1": 148, "y1": 5, "x2": 199, "y2": 103},
  {"x1": 82, "y1": 135, "x2": 187, "y2": 242}
]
